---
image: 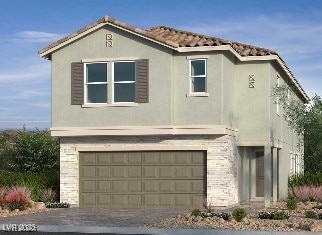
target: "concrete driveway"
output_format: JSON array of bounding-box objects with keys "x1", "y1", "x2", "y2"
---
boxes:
[{"x1": 0, "y1": 208, "x2": 189, "y2": 227}]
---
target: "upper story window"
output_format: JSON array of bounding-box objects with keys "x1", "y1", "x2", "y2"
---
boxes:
[
  {"x1": 190, "y1": 59, "x2": 207, "y2": 93},
  {"x1": 72, "y1": 59, "x2": 148, "y2": 106}
]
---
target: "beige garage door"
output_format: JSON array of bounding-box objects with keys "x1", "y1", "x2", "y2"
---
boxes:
[{"x1": 79, "y1": 151, "x2": 206, "y2": 208}]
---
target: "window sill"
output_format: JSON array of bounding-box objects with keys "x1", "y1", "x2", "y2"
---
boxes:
[
  {"x1": 82, "y1": 103, "x2": 139, "y2": 108},
  {"x1": 186, "y1": 93, "x2": 209, "y2": 97}
]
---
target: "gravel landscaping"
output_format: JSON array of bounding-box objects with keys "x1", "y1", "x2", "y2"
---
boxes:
[
  {"x1": 145, "y1": 201, "x2": 322, "y2": 232},
  {"x1": 0, "y1": 202, "x2": 56, "y2": 218}
]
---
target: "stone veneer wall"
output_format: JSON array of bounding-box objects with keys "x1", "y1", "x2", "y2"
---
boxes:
[{"x1": 60, "y1": 135, "x2": 238, "y2": 207}]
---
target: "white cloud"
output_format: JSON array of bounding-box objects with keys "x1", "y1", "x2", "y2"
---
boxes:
[
  {"x1": 15, "y1": 31, "x2": 64, "y2": 43},
  {"x1": 0, "y1": 62, "x2": 50, "y2": 84}
]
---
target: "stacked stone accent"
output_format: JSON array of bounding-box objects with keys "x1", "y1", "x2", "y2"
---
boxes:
[{"x1": 60, "y1": 135, "x2": 238, "y2": 207}]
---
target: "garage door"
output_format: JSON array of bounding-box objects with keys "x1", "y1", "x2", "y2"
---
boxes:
[{"x1": 79, "y1": 151, "x2": 206, "y2": 208}]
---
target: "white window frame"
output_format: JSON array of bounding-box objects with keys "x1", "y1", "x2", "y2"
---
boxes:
[
  {"x1": 112, "y1": 61, "x2": 136, "y2": 104},
  {"x1": 84, "y1": 62, "x2": 108, "y2": 105},
  {"x1": 189, "y1": 59, "x2": 207, "y2": 94}
]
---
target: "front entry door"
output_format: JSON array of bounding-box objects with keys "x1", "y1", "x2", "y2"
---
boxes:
[{"x1": 256, "y1": 151, "x2": 264, "y2": 197}]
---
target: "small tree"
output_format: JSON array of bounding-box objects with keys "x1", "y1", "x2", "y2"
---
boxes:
[
  {"x1": 5, "y1": 128, "x2": 59, "y2": 174},
  {"x1": 272, "y1": 85, "x2": 322, "y2": 173}
]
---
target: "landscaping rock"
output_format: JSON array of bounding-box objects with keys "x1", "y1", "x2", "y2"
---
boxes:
[{"x1": 309, "y1": 221, "x2": 322, "y2": 232}]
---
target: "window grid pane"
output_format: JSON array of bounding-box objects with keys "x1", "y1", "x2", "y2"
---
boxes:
[
  {"x1": 113, "y1": 61, "x2": 136, "y2": 103},
  {"x1": 190, "y1": 59, "x2": 206, "y2": 93},
  {"x1": 85, "y1": 63, "x2": 108, "y2": 104}
]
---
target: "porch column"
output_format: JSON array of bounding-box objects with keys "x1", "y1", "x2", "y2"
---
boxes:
[
  {"x1": 272, "y1": 147, "x2": 278, "y2": 202},
  {"x1": 264, "y1": 144, "x2": 272, "y2": 207}
]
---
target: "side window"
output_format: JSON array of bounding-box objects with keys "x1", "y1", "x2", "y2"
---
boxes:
[{"x1": 190, "y1": 59, "x2": 207, "y2": 93}]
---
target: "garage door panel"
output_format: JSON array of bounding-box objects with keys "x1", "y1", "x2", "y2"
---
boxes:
[
  {"x1": 143, "y1": 181, "x2": 158, "y2": 192},
  {"x1": 97, "y1": 180, "x2": 111, "y2": 192},
  {"x1": 112, "y1": 166, "x2": 127, "y2": 178},
  {"x1": 159, "y1": 166, "x2": 174, "y2": 178},
  {"x1": 128, "y1": 181, "x2": 142, "y2": 192},
  {"x1": 112, "y1": 153, "x2": 128, "y2": 164},
  {"x1": 129, "y1": 195, "x2": 142, "y2": 205},
  {"x1": 82, "y1": 180, "x2": 96, "y2": 192},
  {"x1": 97, "y1": 153, "x2": 111, "y2": 164},
  {"x1": 174, "y1": 152, "x2": 191, "y2": 164},
  {"x1": 175, "y1": 181, "x2": 190, "y2": 192},
  {"x1": 97, "y1": 194, "x2": 111, "y2": 205},
  {"x1": 175, "y1": 166, "x2": 190, "y2": 178},
  {"x1": 159, "y1": 152, "x2": 175, "y2": 164},
  {"x1": 144, "y1": 195, "x2": 158, "y2": 206},
  {"x1": 142, "y1": 152, "x2": 158, "y2": 164},
  {"x1": 112, "y1": 181, "x2": 127, "y2": 192},
  {"x1": 159, "y1": 181, "x2": 174, "y2": 192},
  {"x1": 143, "y1": 166, "x2": 158, "y2": 178},
  {"x1": 128, "y1": 153, "x2": 142, "y2": 164},
  {"x1": 81, "y1": 153, "x2": 96, "y2": 164},
  {"x1": 82, "y1": 194, "x2": 96, "y2": 205},
  {"x1": 112, "y1": 195, "x2": 127, "y2": 206},
  {"x1": 128, "y1": 166, "x2": 142, "y2": 177},
  {"x1": 81, "y1": 166, "x2": 96, "y2": 178},
  {"x1": 80, "y1": 151, "x2": 205, "y2": 208}
]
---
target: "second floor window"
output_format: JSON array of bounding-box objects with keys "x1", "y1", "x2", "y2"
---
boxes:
[
  {"x1": 85, "y1": 61, "x2": 136, "y2": 104},
  {"x1": 190, "y1": 59, "x2": 207, "y2": 93}
]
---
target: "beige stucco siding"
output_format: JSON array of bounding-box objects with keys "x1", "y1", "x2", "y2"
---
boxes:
[{"x1": 51, "y1": 25, "x2": 173, "y2": 128}]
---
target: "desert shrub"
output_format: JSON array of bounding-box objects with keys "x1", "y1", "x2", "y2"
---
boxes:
[
  {"x1": 305, "y1": 210, "x2": 317, "y2": 219},
  {"x1": 4, "y1": 129, "x2": 59, "y2": 174},
  {"x1": 4, "y1": 186, "x2": 31, "y2": 211},
  {"x1": 201, "y1": 212, "x2": 230, "y2": 220},
  {"x1": 289, "y1": 172, "x2": 322, "y2": 187},
  {"x1": 45, "y1": 202, "x2": 70, "y2": 208},
  {"x1": 0, "y1": 172, "x2": 59, "y2": 202},
  {"x1": 289, "y1": 185, "x2": 322, "y2": 202},
  {"x1": 191, "y1": 209, "x2": 201, "y2": 217},
  {"x1": 40, "y1": 188, "x2": 56, "y2": 203},
  {"x1": 258, "y1": 211, "x2": 289, "y2": 220},
  {"x1": 232, "y1": 208, "x2": 247, "y2": 222},
  {"x1": 286, "y1": 198, "x2": 297, "y2": 210},
  {"x1": 258, "y1": 211, "x2": 274, "y2": 220},
  {"x1": 273, "y1": 211, "x2": 289, "y2": 220}
]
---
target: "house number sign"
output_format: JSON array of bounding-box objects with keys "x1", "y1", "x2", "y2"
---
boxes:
[
  {"x1": 106, "y1": 33, "x2": 113, "y2": 47},
  {"x1": 249, "y1": 74, "x2": 255, "y2": 88}
]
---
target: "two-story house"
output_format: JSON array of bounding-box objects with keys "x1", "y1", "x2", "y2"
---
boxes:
[{"x1": 39, "y1": 16, "x2": 309, "y2": 208}]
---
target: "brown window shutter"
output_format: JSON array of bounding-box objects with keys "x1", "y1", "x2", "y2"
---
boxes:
[
  {"x1": 135, "y1": 59, "x2": 149, "y2": 103},
  {"x1": 71, "y1": 62, "x2": 84, "y2": 105}
]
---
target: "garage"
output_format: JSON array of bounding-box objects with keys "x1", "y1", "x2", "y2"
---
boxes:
[{"x1": 79, "y1": 151, "x2": 206, "y2": 208}]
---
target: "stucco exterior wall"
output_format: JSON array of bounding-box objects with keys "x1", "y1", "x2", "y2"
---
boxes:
[
  {"x1": 60, "y1": 135, "x2": 238, "y2": 207},
  {"x1": 51, "y1": 25, "x2": 173, "y2": 128}
]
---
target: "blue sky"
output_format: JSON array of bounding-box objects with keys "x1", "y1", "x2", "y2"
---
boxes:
[{"x1": 0, "y1": 0, "x2": 322, "y2": 129}]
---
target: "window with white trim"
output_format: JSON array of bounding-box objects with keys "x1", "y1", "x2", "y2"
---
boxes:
[
  {"x1": 190, "y1": 59, "x2": 207, "y2": 93},
  {"x1": 84, "y1": 61, "x2": 136, "y2": 104},
  {"x1": 290, "y1": 152, "x2": 300, "y2": 175}
]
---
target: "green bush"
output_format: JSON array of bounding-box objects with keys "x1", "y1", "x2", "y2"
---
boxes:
[
  {"x1": 305, "y1": 210, "x2": 317, "y2": 219},
  {"x1": 273, "y1": 211, "x2": 289, "y2": 220},
  {"x1": 3, "y1": 129, "x2": 59, "y2": 174},
  {"x1": 232, "y1": 208, "x2": 247, "y2": 222},
  {"x1": 0, "y1": 172, "x2": 59, "y2": 202},
  {"x1": 289, "y1": 172, "x2": 322, "y2": 187},
  {"x1": 191, "y1": 209, "x2": 201, "y2": 217},
  {"x1": 286, "y1": 198, "x2": 297, "y2": 210}
]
